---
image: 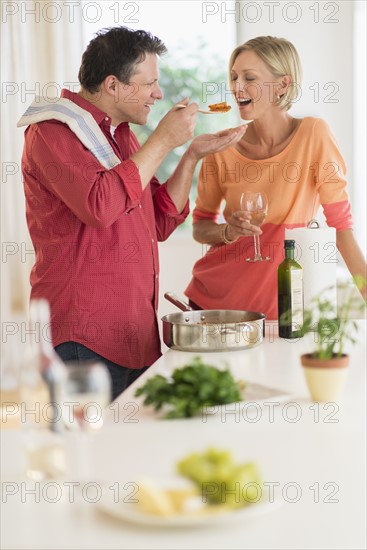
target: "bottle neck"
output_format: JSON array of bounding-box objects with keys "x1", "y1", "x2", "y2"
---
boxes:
[
  {"x1": 28, "y1": 300, "x2": 66, "y2": 432},
  {"x1": 285, "y1": 248, "x2": 295, "y2": 260}
]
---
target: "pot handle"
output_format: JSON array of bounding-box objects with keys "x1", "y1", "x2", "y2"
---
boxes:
[{"x1": 164, "y1": 292, "x2": 193, "y2": 312}]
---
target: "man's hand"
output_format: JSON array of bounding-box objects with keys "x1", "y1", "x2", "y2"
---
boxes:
[
  {"x1": 131, "y1": 98, "x2": 198, "y2": 188},
  {"x1": 152, "y1": 98, "x2": 198, "y2": 150},
  {"x1": 188, "y1": 124, "x2": 248, "y2": 161}
]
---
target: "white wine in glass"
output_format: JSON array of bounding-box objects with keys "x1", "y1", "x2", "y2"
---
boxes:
[{"x1": 240, "y1": 191, "x2": 270, "y2": 262}]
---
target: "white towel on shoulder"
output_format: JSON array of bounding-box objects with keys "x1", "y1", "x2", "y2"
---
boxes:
[{"x1": 17, "y1": 97, "x2": 121, "y2": 170}]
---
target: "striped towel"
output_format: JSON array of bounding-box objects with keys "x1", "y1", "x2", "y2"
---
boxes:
[{"x1": 17, "y1": 96, "x2": 121, "y2": 170}]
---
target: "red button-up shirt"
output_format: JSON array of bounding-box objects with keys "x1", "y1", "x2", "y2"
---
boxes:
[{"x1": 21, "y1": 89, "x2": 189, "y2": 369}]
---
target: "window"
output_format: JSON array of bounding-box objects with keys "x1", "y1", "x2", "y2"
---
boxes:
[{"x1": 81, "y1": 0, "x2": 237, "y2": 228}]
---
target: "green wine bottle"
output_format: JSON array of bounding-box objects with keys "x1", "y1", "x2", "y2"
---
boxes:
[{"x1": 278, "y1": 240, "x2": 304, "y2": 339}]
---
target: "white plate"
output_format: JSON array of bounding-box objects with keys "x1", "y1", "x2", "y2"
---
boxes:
[
  {"x1": 200, "y1": 382, "x2": 292, "y2": 419},
  {"x1": 97, "y1": 485, "x2": 282, "y2": 527},
  {"x1": 239, "y1": 381, "x2": 291, "y2": 404}
]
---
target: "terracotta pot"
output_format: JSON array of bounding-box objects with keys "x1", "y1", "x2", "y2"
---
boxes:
[{"x1": 301, "y1": 353, "x2": 349, "y2": 402}]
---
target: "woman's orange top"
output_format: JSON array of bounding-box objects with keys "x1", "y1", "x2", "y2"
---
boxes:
[{"x1": 184, "y1": 117, "x2": 353, "y2": 319}]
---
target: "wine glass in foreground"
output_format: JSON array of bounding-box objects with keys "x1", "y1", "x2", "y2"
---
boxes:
[
  {"x1": 63, "y1": 361, "x2": 111, "y2": 480},
  {"x1": 240, "y1": 191, "x2": 270, "y2": 262}
]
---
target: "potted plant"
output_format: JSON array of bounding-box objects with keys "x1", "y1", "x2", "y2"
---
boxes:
[{"x1": 282, "y1": 276, "x2": 366, "y2": 401}]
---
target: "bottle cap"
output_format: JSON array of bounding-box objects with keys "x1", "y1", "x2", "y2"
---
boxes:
[{"x1": 284, "y1": 239, "x2": 295, "y2": 248}]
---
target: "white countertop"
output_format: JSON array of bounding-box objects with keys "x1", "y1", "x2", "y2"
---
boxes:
[{"x1": 1, "y1": 321, "x2": 366, "y2": 550}]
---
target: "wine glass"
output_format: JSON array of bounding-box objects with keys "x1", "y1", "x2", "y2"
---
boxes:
[
  {"x1": 64, "y1": 361, "x2": 111, "y2": 430},
  {"x1": 63, "y1": 361, "x2": 111, "y2": 480},
  {"x1": 240, "y1": 191, "x2": 270, "y2": 262}
]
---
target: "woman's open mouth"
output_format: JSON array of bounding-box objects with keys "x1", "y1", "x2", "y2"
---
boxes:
[{"x1": 238, "y1": 98, "x2": 252, "y2": 107}]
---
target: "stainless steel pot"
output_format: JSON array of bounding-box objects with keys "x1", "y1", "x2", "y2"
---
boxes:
[{"x1": 161, "y1": 292, "x2": 266, "y2": 352}]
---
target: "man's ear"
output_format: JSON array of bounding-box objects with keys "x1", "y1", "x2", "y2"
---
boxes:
[{"x1": 103, "y1": 75, "x2": 119, "y2": 97}]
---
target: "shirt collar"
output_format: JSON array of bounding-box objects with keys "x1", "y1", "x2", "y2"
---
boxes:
[{"x1": 60, "y1": 89, "x2": 129, "y2": 131}]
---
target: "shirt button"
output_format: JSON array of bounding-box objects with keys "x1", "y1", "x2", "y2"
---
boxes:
[
  {"x1": 155, "y1": 275, "x2": 158, "y2": 279},
  {"x1": 105, "y1": 117, "x2": 109, "y2": 121},
  {"x1": 151, "y1": 239, "x2": 154, "y2": 243},
  {"x1": 138, "y1": 204, "x2": 142, "y2": 208}
]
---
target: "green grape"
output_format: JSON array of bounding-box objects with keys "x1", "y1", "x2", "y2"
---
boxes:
[{"x1": 177, "y1": 448, "x2": 262, "y2": 508}]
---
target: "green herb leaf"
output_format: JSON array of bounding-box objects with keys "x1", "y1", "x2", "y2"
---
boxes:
[{"x1": 134, "y1": 356, "x2": 244, "y2": 419}]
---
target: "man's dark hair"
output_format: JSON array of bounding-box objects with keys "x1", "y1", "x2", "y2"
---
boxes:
[{"x1": 78, "y1": 26, "x2": 167, "y2": 93}]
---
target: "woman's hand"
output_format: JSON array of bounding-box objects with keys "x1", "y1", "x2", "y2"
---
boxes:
[
  {"x1": 225, "y1": 210, "x2": 262, "y2": 242},
  {"x1": 188, "y1": 125, "x2": 248, "y2": 161}
]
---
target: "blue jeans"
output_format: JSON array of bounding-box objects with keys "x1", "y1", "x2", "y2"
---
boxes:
[{"x1": 54, "y1": 342, "x2": 149, "y2": 402}]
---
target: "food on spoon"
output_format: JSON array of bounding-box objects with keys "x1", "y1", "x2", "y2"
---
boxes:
[
  {"x1": 134, "y1": 356, "x2": 244, "y2": 419},
  {"x1": 208, "y1": 101, "x2": 231, "y2": 112},
  {"x1": 178, "y1": 448, "x2": 262, "y2": 509}
]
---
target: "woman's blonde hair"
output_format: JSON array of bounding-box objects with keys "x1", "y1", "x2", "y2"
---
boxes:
[{"x1": 229, "y1": 36, "x2": 302, "y2": 111}]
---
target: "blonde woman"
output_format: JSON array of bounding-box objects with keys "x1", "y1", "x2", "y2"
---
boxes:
[{"x1": 185, "y1": 36, "x2": 366, "y2": 318}]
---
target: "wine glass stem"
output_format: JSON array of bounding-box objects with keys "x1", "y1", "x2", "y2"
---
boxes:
[{"x1": 253, "y1": 234, "x2": 262, "y2": 260}]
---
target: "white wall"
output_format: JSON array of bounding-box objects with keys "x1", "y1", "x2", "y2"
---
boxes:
[{"x1": 158, "y1": 236, "x2": 203, "y2": 320}]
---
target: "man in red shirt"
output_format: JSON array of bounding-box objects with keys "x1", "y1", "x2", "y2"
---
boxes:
[{"x1": 19, "y1": 26, "x2": 246, "y2": 400}]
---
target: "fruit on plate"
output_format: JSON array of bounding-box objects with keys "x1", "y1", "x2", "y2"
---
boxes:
[
  {"x1": 177, "y1": 447, "x2": 262, "y2": 508},
  {"x1": 135, "y1": 447, "x2": 262, "y2": 517},
  {"x1": 136, "y1": 478, "x2": 199, "y2": 516}
]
